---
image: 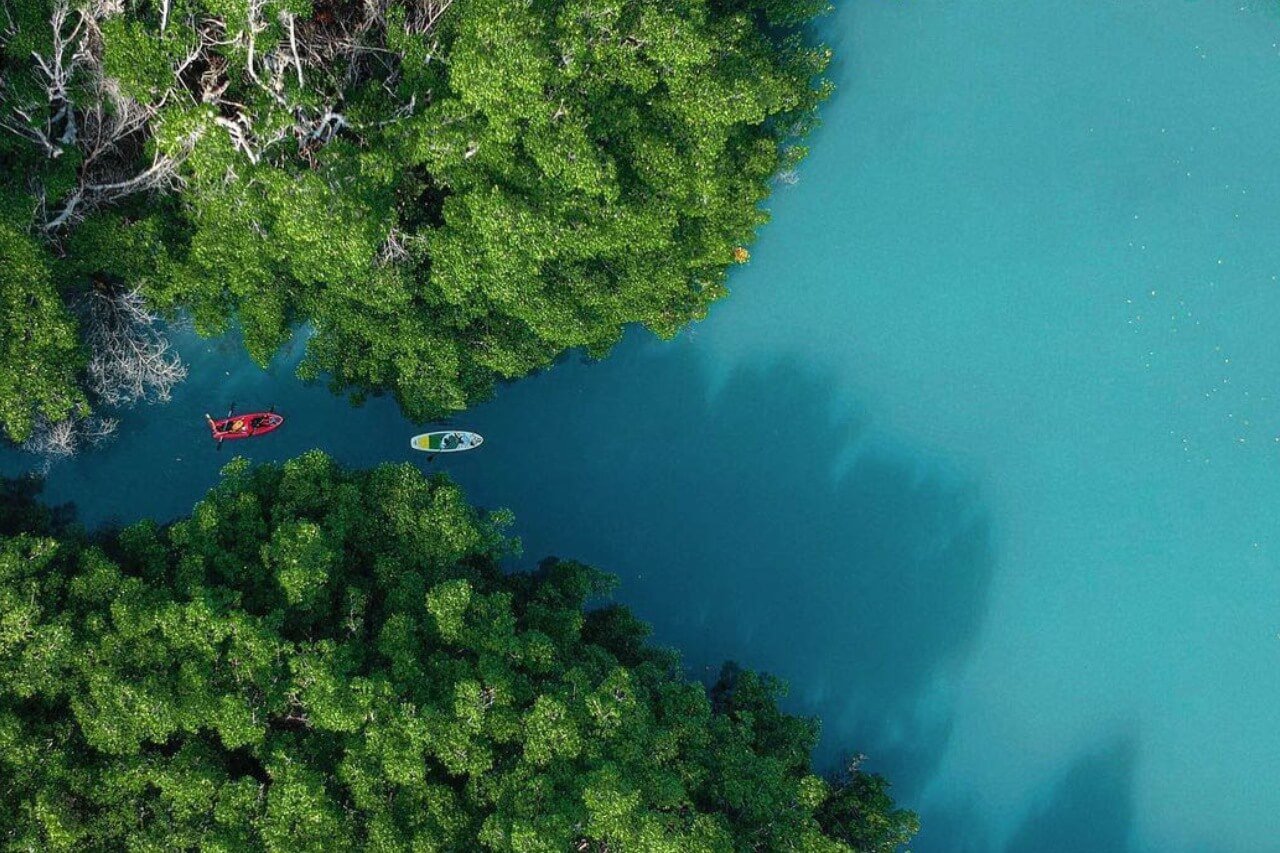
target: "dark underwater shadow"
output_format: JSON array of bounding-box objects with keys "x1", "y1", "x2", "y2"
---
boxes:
[
  {"x1": 460, "y1": 335, "x2": 998, "y2": 802},
  {"x1": 913, "y1": 796, "x2": 994, "y2": 853},
  {"x1": 1001, "y1": 732, "x2": 1139, "y2": 853},
  {"x1": 0, "y1": 475, "x2": 78, "y2": 537},
  {"x1": 910, "y1": 731, "x2": 1140, "y2": 853}
]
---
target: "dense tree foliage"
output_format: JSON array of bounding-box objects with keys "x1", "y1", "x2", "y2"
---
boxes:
[
  {"x1": 0, "y1": 214, "x2": 85, "y2": 443},
  {"x1": 0, "y1": 0, "x2": 831, "y2": 442},
  {"x1": 0, "y1": 454, "x2": 916, "y2": 850}
]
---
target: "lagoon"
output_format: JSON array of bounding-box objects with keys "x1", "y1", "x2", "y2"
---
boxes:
[{"x1": 6, "y1": 1, "x2": 1280, "y2": 850}]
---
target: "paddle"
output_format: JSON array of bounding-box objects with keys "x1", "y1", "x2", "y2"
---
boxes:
[{"x1": 209, "y1": 403, "x2": 236, "y2": 451}]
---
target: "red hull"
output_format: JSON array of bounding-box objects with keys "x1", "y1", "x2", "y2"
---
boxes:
[{"x1": 208, "y1": 412, "x2": 283, "y2": 440}]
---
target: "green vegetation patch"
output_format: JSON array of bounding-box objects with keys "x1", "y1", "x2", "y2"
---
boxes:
[
  {"x1": 0, "y1": 0, "x2": 832, "y2": 444},
  {"x1": 0, "y1": 453, "x2": 916, "y2": 850}
]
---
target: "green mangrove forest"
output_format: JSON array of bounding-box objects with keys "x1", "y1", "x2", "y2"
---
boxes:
[
  {"x1": 0, "y1": 455, "x2": 918, "y2": 850},
  {"x1": 1, "y1": 0, "x2": 830, "y2": 451}
]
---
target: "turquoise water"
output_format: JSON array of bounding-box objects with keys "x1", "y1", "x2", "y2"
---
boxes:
[{"x1": 6, "y1": 1, "x2": 1280, "y2": 849}]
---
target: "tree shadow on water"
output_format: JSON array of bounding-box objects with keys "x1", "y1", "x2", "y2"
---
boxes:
[
  {"x1": 913, "y1": 732, "x2": 1139, "y2": 853},
  {"x1": 1001, "y1": 733, "x2": 1138, "y2": 853},
  {"x1": 674, "y1": 360, "x2": 994, "y2": 797},
  {"x1": 471, "y1": 343, "x2": 998, "y2": 801},
  {"x1": 0, "y1": 475, "x2": 78, "y2": 537}
]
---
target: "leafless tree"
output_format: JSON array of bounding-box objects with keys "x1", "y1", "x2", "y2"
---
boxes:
[
  {"x1": 21, "y1": 416, "x2": 79, "y2": 460},
  {"x1": 18, "y1": 283, "x2": 184, "y2": 465},
  {"x1": 40, "y1": 68, "x2": 202, "y2": 231},
  {"x1": 82, "y1": 285, "x2": 187, "y2": 407},
  {"x1": 21, "y1": 413, "x2": 118, "y2": 467},
  {"x1": 82, "y1": 414, "x2": 119, "y2": 444}
]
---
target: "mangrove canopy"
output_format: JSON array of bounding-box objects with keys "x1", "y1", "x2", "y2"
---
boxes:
[
  {"x1": 0, "y1": 0, "x2": 832, "y2": 445},
  {"x1": 0, "y1": 454, "x2": 916, "y2": 850}
]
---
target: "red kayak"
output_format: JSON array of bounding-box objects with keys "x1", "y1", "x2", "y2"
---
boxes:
[{"x1": 205, "y1": 411, "x2": 284, "y2": 440}]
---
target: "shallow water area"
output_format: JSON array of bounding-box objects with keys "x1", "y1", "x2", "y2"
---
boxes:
[{"x1": 7, "y1": 1, "x2": 1280, "y2": 850}]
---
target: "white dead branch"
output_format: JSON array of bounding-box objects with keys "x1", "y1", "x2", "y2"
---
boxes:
[
  {"x1": 301, "y1": 107, "x2": 347, "y2": 146},
  {"x1": 0, "y1": 0, "x2": 89, "y2": 156},
  {"x1": 363, "y1": 0, "x2": 452, "y2": 36},
  {"x1": 82, "y1": 286, "x2": 187, "y2": 407},
  {"x1": 21, "y1": 413, "x2": 119, "y2": 465},
  {"x1": 282, "y1": 10, "x2": 304, "y2": 86},
  {"x1": 242, "y1": 0, "x2": 288, "y2": 105},
  {"x1": 83, "y1": 415, "x2": 119, "y2": 444},
  {"x1": 375, "y1": 226, "x2": 419, "y2": 266},
  {"x1": 0, "y1": 0, "x2": 198, "y2": 231}
]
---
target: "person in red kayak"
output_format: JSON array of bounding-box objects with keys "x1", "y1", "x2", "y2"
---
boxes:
[
  {"x1": 206, "y1": 414, "x2": 247, "y2": 434},
  {"x1": 206, "y1": 409, "x2": 282, "y2": 444}
]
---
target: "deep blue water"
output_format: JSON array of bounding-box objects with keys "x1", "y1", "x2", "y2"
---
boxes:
[{"x1": 6, "y1": 1, "x2": 1280, "y2": 849}]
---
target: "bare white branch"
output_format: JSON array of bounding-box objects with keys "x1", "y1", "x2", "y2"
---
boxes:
[
  {"x1": 282, "y1": 11, "x2": 304, "y2": 86},
  {"x1": 375, "y1": 227, "x2": 416, "y2": 266},
  {"x1": 83, "y1": 415, "x2": 120, "y2": 446},
  {"x1": 21, "y1": 414, "x2": 118, "y2": 466},
  {"x1": 82, "y1": 287, "x2": 188, "y2": 407},
  {"x1": 243, "y1": 0, "x2": 288, "y2": 106},
  {"x1": 0, "y1": 0, "x2": 88, "y2": 156},
  {"x1": 301, "y1": 107, "x2": 347, "y2": 145},
  {"x1": 413, "y1": 0, "x2": 453, "y2": 36}
]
